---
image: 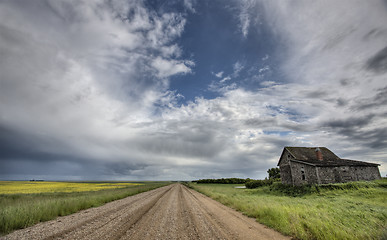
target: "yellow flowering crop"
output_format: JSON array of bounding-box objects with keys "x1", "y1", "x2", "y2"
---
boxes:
[{"x1": 0, "y1": 181, "x2": 142, "y2": 194}]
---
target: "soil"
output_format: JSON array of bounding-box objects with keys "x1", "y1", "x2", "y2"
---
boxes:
[{"x1": 2, "y1": 183, "x2": 290, "y2": 240}]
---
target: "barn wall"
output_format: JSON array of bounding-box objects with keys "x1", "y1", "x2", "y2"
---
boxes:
[
  {"x1": 359, "y1": 166, "x2": 381, "y2": 180},
  {"x1": 316, "y1": 167, "x2": 336, "y2": 184},
  {"x1": 279, "y1": 150, "x2": 292, "y2": 185},
  {"x1": 289, "y1": 161, "x2": 318, "y2": 185},
  {"x1": 317, "y1": 166, "x2": 381, "y2": 184},
  {"x1": 279, "y1": 164, "x2": 292, "y2": 185}
]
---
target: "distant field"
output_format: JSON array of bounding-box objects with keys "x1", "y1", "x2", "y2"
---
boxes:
[
  {"x1": 0, "y1": 181, "x2": 171, "y2": 235},
  {"x1": 188, "y1": 179, "x2": 387, "y2": 240},
  {"x1": 0, "y1": 181, "x2": 142, "y2": 194}
]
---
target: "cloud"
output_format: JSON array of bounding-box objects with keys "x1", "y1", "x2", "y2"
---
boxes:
[
  {"x1": 214, "y1": 71, "x2": 224, "y2": 78},
  {"x1": 233, "y1": 61, "x2": 244, "y2": 76},
  {"x1": 183, "y1": 0, "x2": 196, "y2": 13},
  {"x1": 258, "y1": 66, "x2": 270, "y2": 73},
  {"x1": 204, "y1": 0, "x2": 387, "y2": 177},
  {"x1": 151, "y1": 57, "x2": 194, "y2": 78},
  {"x1": 220, "y1": 76, "x2": 231, "y2": 83},
  {"x1": 237, "y1": 0, "x2": 258, "y2": 38},
  {"x1": 366, "y1": 46, "x2": 387, "y2": 73},
  {"x1": 1, "y1": 0, "x2": 386, "y2": 181},
  {"x1": 254, "y1": 0, "x2": 387, "y2": 168},
  {"x1": 0, "y1": 0, "x2": 196, "y2": 180}
]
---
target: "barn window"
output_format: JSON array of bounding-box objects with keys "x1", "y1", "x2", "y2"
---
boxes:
[{"x1": 301, "y1": 167, "x2": 306, "y2": 180}]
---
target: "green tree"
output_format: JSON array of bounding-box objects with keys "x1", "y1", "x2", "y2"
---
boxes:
[{"x1": 267, "y1": 167, "x2": 280, "y2": 179}]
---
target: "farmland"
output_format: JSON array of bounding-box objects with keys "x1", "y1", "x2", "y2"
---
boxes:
[
  {"x1": 2, "y1": 180, "x2": 386, "y2": 239},
  {"x1": 188, "y1": 179, "x2": 387, "y2": 240},
  {"x1": 0, "y1": 181, "x2": 170, "y2": 235},
  {"x1": 0, "y1": 181, "x2": 142, "y2": 194}
]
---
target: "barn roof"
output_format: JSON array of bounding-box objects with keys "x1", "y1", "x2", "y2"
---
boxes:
[{"x1": 278, "y1": 147, "x2": 380, "y2": 167}]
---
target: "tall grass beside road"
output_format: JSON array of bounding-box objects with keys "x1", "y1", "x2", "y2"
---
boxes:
[
  {"x1": 0, "y1": 182, "x2": 170, "y2": 235},
  {"x1": 189, "y1": 179, "x2": 387, "y2": 240}
]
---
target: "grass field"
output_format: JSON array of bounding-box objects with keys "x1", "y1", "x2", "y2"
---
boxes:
[
  {"x1": 188, "y1": 179, "x2": 387, "y2": 240},
  {"x1": 0, "y1": 181, "x2": 170, "y2": 235}
]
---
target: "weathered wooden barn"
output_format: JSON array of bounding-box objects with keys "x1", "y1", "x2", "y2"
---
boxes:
[{"x1": 277, "y1": 147, "x2": 381, "y2": 185}]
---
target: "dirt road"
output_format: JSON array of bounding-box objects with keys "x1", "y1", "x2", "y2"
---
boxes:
[{"x1": 2, "y1": 184, "x2": 290, "y2": 240}]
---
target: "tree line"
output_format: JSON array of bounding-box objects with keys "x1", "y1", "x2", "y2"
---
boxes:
[
  {"x1": 193, "y1": 178, "x2": 249, "y2": 184},
  {"x1": 194, "y1": 168, "x2": 281, "y2": 188}
]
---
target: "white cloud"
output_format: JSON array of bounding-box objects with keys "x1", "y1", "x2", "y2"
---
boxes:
[
  {"x1": 214, "y1": 71, "x2": 224, "y2": 78},
  {"x1": 233, "y1": 61, "x2": 244, "y2": 76},
  {"x1": 260, "y1": 81, "x2": 276, "y2": 87},
  {"x1": 220, "y1": 76, "x2": 231, "y2": 83},
  {"x1": 183, "y1": 0, "x2": 196, "y2": 13},
  {"x1": 237, "y1": 0, "x2": 257, "y2": 38},
  {"x1": 258, "y1": 66, "x2": 270, "y2": 73},
  {"x1": 151, "y1": 57, "x2": 193, "y2": 78}
]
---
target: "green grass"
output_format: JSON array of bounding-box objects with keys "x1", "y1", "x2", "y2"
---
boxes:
[
  {"x1": 0, "y1": 181, "x2": 171, "y2": 235},
  {"x1": 188, "y1": 179, "x2": 387, "y2": 240}
]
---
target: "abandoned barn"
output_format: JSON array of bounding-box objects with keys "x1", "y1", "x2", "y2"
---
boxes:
[{"x1": 277, "y1": 147, "x2": 381, "y2": 186}]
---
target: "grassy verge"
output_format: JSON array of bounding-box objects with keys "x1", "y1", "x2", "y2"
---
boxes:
[
  {"x1": 0, "y1": 182, "x2": 170, "y2": 235},
  {"x1": 188, "y1": 179, "x2": 387, "y2": 240}
]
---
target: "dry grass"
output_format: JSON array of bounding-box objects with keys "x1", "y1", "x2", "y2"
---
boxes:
[{"x1": 188, "y1": 179, "x2": 387, "y2": 240}]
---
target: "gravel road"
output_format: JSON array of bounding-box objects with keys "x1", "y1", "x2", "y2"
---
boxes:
[{"x1": 2, "y1": 184, "x2": 290, "y2": 240}]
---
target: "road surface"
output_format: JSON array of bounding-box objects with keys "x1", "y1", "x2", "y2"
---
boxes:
[{"x1": 2, "y1": 184, "x2": 290, "y2": 240}]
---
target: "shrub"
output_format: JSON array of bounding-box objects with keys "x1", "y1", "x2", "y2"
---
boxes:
[
  {"x1": 269, "y1": 182, "x2": 315, "y2": 196},
  {"x1": 267, "y1": 167, "x2": 280, "y2": 179},
  {"x1": 196, "y1": 178, "x2": 248, "y2": 184},
  {"x1": 245, "y1": 179, "x2": 275, "y2": 189},
  {"x1": 267, "y1": 180, "x2": 384, "y2": 197}
]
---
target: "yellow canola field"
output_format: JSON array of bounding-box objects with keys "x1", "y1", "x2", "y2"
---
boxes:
[{"x1": 0, "y1": 181, "x2": 142, "y2": 194}]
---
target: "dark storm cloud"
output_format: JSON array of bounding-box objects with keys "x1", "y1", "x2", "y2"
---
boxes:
[
  {"x1": 0, "y1": 124, "x2": 68, "y2": 161},
  {"x1": 322, "y1": 114, "x2": 375, "y2": 129},
  {"x1": 130, "y1": 120, "x2": 228, "y2": 159},
  {"x1": 0, "y1": 157, "x2": 149, "y2": 180},
  {"x1": 337, "y1": 127, "x2": 387, "y2": 149},
  {"x1": 0, "y1": 124, "x2": 133, "y2": 179},
  {"x1": 363, "y1": 28, "x2": 387, "y2": 41},
  {"x1": 321, "y1": 114, "x2": 387, "y2": 149},
  {"x1": 366, "y1": 46, "x2": 387, "y2": 73},
  {"x1": 102, "y1": 162, "x2": 148, "y2": 176},
  {"x1": 244, "y1": 117, "x2": 277, "y2": 128},
  {"x1": 354, "y1": 86, "x2": 387, "y2": 111},
  {"x1": 336, "y1": 98, "x2": 347, "y2": 107},
  {"x1": 302, "y1": 90, "x2": 328, "y2": 99}
]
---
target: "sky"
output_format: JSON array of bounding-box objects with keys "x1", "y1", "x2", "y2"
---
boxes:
[{"x1": 0, "y1": 0, "x2": 386, "y2": 181}]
